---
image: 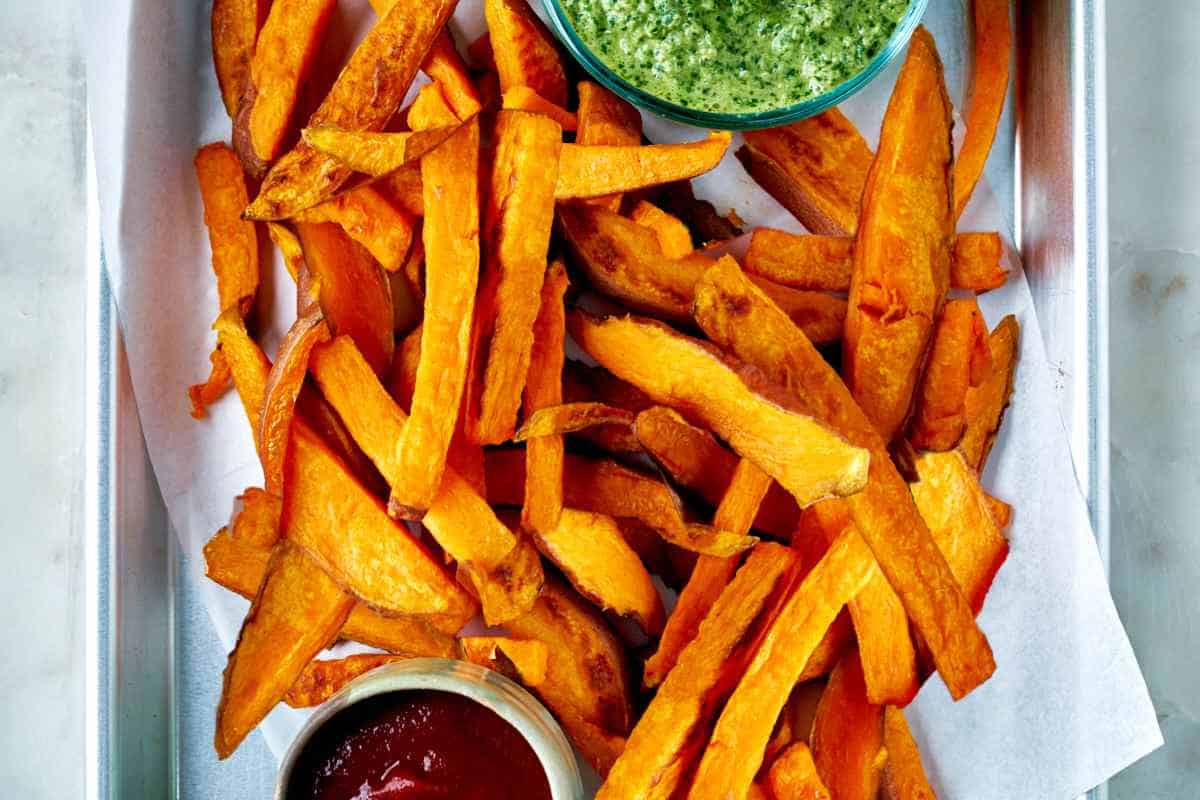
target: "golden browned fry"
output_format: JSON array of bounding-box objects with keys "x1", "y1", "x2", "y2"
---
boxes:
[
  {"x1": 502, "y1": 86, "x2": 578, "y2": 130},
  {"x1": 559, "y1": 204, "x2": 845, "y2": 344},
  {"x1": 282, "y1": 424, "x2": 477, "y2": 621},
  {"x1": 294, "y1": 186, "x2": 416, "y2": 272},
  {"x1": 911, "y1": 450, "x2": 1009, "y2": 614},
  {"x1": 843, "y1": 27, "x2": 954, "y2": 444},
  {"x1": 810, "y1": 651, "x2": 886, "y2": 800},
  {"x1": 211, "y1": 0, "x2": 270, "y2": 117},
  {"x1": 389, "y1": 323, "x2": 423, "y2": 411},
  {"x1": 484, "y1": 0, "x2": 567, "y2": 106},
  {"x1": 985, "y1": 493, "x2": 1012, "y2": 529},
  {"x1": 629, "y1": 200, "x2": 694, "y2": 258},
  {"x1": 562, "y1": 362, "x2": 653, "y2": 454},
  {"x1": 257, "y1": 309, "x2": 330, "y2": 495},
  {"x1": 533, "y1": 508, "x2": 665, "y2": 635},
  {"x1": 295, "y1": 384, "x2": 391, "y2": 497},
  {"x1": 745, "y1": 228, "x2": 1008, "y2": 294},
  {"x1": 515, "y1": 402, "x2": 636, "y2": 441},
  {"x1": 685, "y1": 532, "x2": 874, "y2": 800},
  {"x1": 246, "y1": 0, "x2": 456, "y2": 219},
  {"x1": 633, "y1": 406, "x2": 800, "y2": 539},
  {"x1": 909, "y1": 298, "x2": 992, "y2": 451},
  {"x1": 460, "y1": 637, "x2": 550, "y2": 686},
  {"x1": 231, "y1": 487, "x2": 282, "y2": 548},
  {"x1": 215, "y1": 542, "x2": 353, "y2": 758},
  {"x1": 643, "y1": 458, "x2": 772, "y2": 688},
  {"x1": 467, "y1": 110, "x2": 562, "y2": 445},
  {"x1": 959, "y1": 314, "x2": 1019, "y2": 471},
  {"x1": 301, "y1": 123, "x2": 463, "y2": 178},
  {"x1": 568, "y1": 311, "x2": 869, "y2": 507},
  {"x1": 267, "y1": 222, "x2": 305, "y2": 283},
  {"x1": 284, "y1": 653, "x2": 407, "y2": 707},
  {"x1": 232, "y1": 0, "x2": 336, "y2": 177},
  {"x1": 522, "y1": 261, "x2": 569, "y2": 533},
  {"x1": 188, "y1": 351, "x2": 233, "y2": 420},
  {"x1": 692, "y1": 256, "x2": 992, "y2": 700},
  {"x1": 575, "y1": 80, "x2": 642, "y2": 209},
  {"x1": 881, "y1": 706, "x2": 937, "y2": 800},
  {"x1": 955, "y1": 0, "x2": 1012, "y2": 218},
  {"x1": 767, "y1": 742, "x2": 832, "y2": 800},
  {"x1": 310, "y1": 336, "x2": 543, "y2": 625},
  {"x1": 739, "y1": 108, "x2": 873, "y2": 235},
  {"x1": 295, "y1": 221, "x2": 394, "y2": 376},
  {"x1": 555, "y1": 133, "x2": 731, "y2": 200},
  {"x1": 391, "y1": 97, "x2": 481, "y2": 517},
  {"x1": 422, "y1": 29, "x2": 483, "y2": 120},
  {"x1": 596, "y1": 543, "x2": 800, "y2": 800},
  {"x1": 213, "y1": 309, "x2": 270, "y2": 425}
]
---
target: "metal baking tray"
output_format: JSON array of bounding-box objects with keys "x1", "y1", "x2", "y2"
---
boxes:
[{"x1": 83, "y1": 1, "x2": 1109, "y2": 797}]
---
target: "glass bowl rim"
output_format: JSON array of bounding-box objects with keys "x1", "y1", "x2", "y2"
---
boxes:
[{"x1": 540, "y1": 0, "x2": 930, "y2": 130}]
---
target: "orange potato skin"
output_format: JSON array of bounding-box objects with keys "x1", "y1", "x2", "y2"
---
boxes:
[
  {"x1": 954, "y1": 0, "x2": 1012, "y2": 218},
  {"x1": 211, "y1": 0, "x2": 270, "y2": 117}
]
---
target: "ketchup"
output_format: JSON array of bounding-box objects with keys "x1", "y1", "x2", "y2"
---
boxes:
[{"x1": 286, "y1": 690, "x2": 553, "y2": 800}]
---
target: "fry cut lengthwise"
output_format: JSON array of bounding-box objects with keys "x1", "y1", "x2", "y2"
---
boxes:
[
  {"x1": 468, "y1": 110, "x2": 562, "y2": 445},
  {"x1": 555, "y1": 134, "x2": 731, "y2": 200},
  {"x1": 630, "y1": 201, "x2": 694, "y2": 258},
  {"x1": 300, "y1": 124, "x2": 464, "y2": 178},
  {"x1": 909, "y1": 298, "x2": 992, "y2": 451},
  {"x1": 576, "y1": 81, "x2": 643, "y2": 210},
  {"x1": 284, "y1": 654, "x2": 407, "y2": 707},
  {"x1": 955, "y1": 0, "x2": 1012, "y2": 218},
  {"x1": 392, "y1": 98, "x2": 481, "y2": 518},
  {"x1": 959, "y1": 314, "x2": 1019, "y2": 471},
  {"x1": 810, "y1": 651, "x2": 887, "y2": 800},
  {"x1": 211, "y1": 0, "x2": 270, "y2": 117},
  {"x1": 767, "y1": 743, "x2": 832, "y2": 800},
  {"x1": 522, "y1": 261, "x2": 569, "y2": 534},
  {"x1": 692, "y1": 257, "x2": 993, "y2": 700},
  {"x1": 460, "y1": 637, "x2": 550, "y2": 687},
  {"x1": 484, "y1": 0, "x2": 567, "y2": 106},
  {"x1": 843, "y1": 26, "x2": 955, "y2": 444},
  {"x1": 515, "y1": 402, "x2": 635, "y2": 441},
  {"x1": 881, "y1": 706, "x2": 937, "y2": 800},
  {"x1": 294, "y1": 186, "x2": 416, "y2": 272},
  {"x1": 246, "y1": 0, "x2": 457, "y2": 219},
  {"x1": 597, "y1": 543, "x2": 800, "y2": 800},
  {"x1": 503, "y1": 86, "x2": 578, "y2": 130},
  {"x1": 568, "y1": 311, "x2": 870, "y2": 508}
]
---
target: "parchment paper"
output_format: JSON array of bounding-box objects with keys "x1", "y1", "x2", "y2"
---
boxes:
[{"x1": 83, "y1": 0, "x2": 1162, "y2": 796}]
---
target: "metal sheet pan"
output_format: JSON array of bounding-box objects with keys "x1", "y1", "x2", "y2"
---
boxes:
[{"x1": 83, "y1": 1, "x2": 1109, "y2": 796}]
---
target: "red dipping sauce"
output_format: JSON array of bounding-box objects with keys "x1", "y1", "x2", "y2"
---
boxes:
[{"x1": 285, "y1": 689, "x2": 553, "y2": 800}]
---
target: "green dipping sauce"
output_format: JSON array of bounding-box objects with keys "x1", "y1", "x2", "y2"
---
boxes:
[{"x1": 559, "y1": 0, "x2": 911, "y2": 114}]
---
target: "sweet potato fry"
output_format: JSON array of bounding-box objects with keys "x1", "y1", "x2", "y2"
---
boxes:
[
  {"x1": 515, "y1": 402, "x2": 635, "y2": 441},
  {"x1": 231, "y1": 487, "x2": 282, "y2": 548},
  {"x1": 484, "y1": 0, "x2": 567, "y2": 106},
  {"x1": 555, "y1": 134, "x2": 731, "y2": 200},
  {"x1": 301, "y1": 123, "x2": 463, "y2": 178},
  {"x1": 562, "y1": 362, "x2": 654, "y2": 454},
  {"x1": 295, "y1": 221, "x2": 394, "y2": 376},
  {"x1": 881, "y1": 706, "x2": 936, "y2": 800},
  {"x1": 568, "y1": 311, "x2": 870, "y2": 507},
  {"x1": 909, "y1": 298, "x2": 992, "y2": 451},
  {"x1": 533, "y1": 508, "x2": 665, "y2": 635},
  {"x1": 246, "y1": 0, "x2": 456, "y2": 219},
  {"x1": 810, "y1": 651, "x2": 886, "y2": 800},
  {"x1": 559, "y1": 204, "x2": 845, "y2": 343},
  {"x1": 911, "y1": 450, "x2": 1009, "y2": 614},
  {"x1": 391, "y1": 106, "x2": 481, "y2": 517},
  {"x1": 797, "y1": 608, "x2": 855, "y2": 683},
  {"x1": 257, "y1": 309, "x2": 330, "y2": 495},
  {"x1": 738, "y1": 108, "x2": 873, "y2": 235},
  {"x1": 630, "y1": 200, "x2": 695, "y2": 258},
  {"x1": 575, "y1": 80, "x2": 642, "y2": 209},
  {"x1": 461, "y1": 637, "x2": 550, "y2": 686},
  {"x1": 597, "y1": 543, "x2": 800, "y2": 800},
  {"x1": 467, "y1": 110, "x2": 561, "y2": 445},
  {"x1": 309, "y1": 336, "x2": 543, "y2": 625},
  {"x1": 422, "y1": 30, "x2": 483, "y2": 120},
  {"x1": 294, "y1": 186, "x2": 416, "y2": 272},
  {"x1": 232, "y1": 0, "x2": 337, "y2": 176},
  {"x1": 295, "y1": 384, "x2": 390, "y2": 497},
  {"x1": 744, "y1": 228, "x2": 1008, "y2": 293},
  {"x1": 685, "y1": 532, "x2": 874, "y2": 800},
  {"x1": 188, "y1": 351, "x2": 233, "y2": 420},
  {"x1": 390, "y1": 323, "x2": 423, "y2": 411},
  {"x1": 959, "y1": 314, "x2": 1019, "y2": 471},
  {"x1": 284, "y1": 653, "x2": 407, "y2": 707},
  {"x1": 215, "y1": 542, "x2": 353, "y2": 758},
  {"x1": 267, "y1": 221, "x2": 305, "y2": 283},
  {"x1": 656, "y1": 178, "x2": 744, "y2": 245},
  {"x1": 633, "y1": 406, "x2": 800, "y2": 540},
  {"x1": 767, "y1": 742, "x2": 832, "y2": 800},
  {"x1": 503, "y1": 86, "x2": 578, "y2": 130},
  {"x1": 955, "y1": 0, "x2": 1012, "y2": 218},
  {"x1": 692, "y1": 256, "x2": 992, "y2": 700},
  {"x1": 986, "y1": 494, "x2": 1012, "y2": 529},
  {"x1": 211, "y1": 0, "x2": 270, "y2": 117},
  {"x1": 844, "y1": 27, "x2": 955, "y2": 443},
  {"x1": 522, "y1": 261, "x2": 569, "y2": 533},
  {"x1": 642, "y1": 457, "x2": 772, "y2": 688},
  {"x1": 282, "y1": 424, "x2": 476, "y2": 621}
]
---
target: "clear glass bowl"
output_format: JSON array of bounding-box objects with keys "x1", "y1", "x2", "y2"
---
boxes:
[
  {"x1": 541, "y1": 0, "x2": 930, "y2": 130},
  {"x1": 274, "y1": 658, "x2": 585, "y2": 800}
]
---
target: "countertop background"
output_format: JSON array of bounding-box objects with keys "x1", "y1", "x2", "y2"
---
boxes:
[{"x1": 0, "y1": 0, "x2": 1195, "y2": 796}]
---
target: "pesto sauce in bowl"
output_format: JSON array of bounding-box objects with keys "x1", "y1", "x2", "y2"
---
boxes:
[{"x1": 557, "y1": 0, "x2": 911, "y2": 115}]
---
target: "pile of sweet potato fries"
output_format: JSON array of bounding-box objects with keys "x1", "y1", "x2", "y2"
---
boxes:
[{"x1": 193, "y1": 0, "x2": 1016, "y2": 796}]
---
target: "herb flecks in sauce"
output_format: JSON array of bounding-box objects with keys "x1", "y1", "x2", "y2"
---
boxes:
[{"x1": 560, "y1": 0, "x2": 910, "y2": 114}]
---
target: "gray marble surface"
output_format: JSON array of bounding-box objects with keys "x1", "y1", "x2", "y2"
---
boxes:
[{"x1": 0, "y1": 0, "x2": 1197, "y2": 796}]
